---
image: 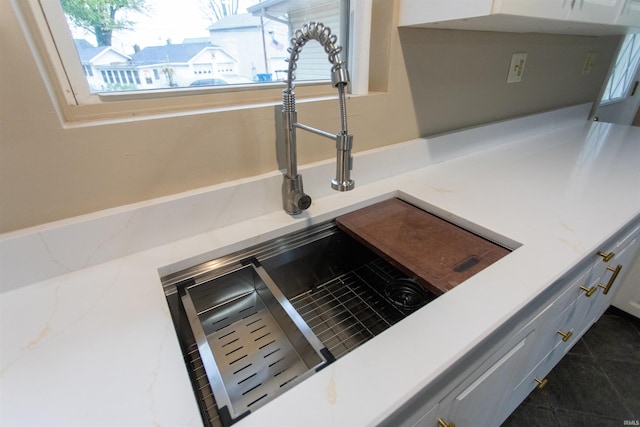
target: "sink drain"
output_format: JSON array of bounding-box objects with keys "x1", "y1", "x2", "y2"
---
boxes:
[{"x1": 384, "y1": 278, "x2": 429, "y2": 312}]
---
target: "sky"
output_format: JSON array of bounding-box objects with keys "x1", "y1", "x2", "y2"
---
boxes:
[{"x1": 69, "y1": 0, "x2": 262, "y2": 54}]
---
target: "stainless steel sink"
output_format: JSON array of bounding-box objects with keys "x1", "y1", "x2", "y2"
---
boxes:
[
  {"x1": 161, "y1": 220, "x2": 435, "y2": 427},
  {"x1": 179, "y1": 261, "x2": 334, "y2": 425}
]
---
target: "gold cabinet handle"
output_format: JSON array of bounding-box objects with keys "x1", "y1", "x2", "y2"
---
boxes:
[
  {"x1": 534, "y1": 377, "x2": 548, "y2": 389},
  {"x1": 438, "y1": 419, "x2": 456, "y2": 427},
  {"x1": 597, "y1": 251, "x2": 615, "y2": 262},
  {"x1": 557, "y1": 329, "x2": 573, "y2": 342},
  {"x1": 598, "y1": 264, "x2": 622, "y2": 295},
  {"x1": 579, "y1": 285, "x2": 596, "y2": 297}
]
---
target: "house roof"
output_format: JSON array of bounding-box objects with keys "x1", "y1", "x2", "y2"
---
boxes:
[
  {"x1": 73, "y1": 39, "x2": 130, "y2": 63},
  {"x1": 247, "y1": 0, "x2": 286, "y2": 12},
  {"x1": 131, "y1": 42, "x2": 217, "y2": 66},
  {"x1": 74, "y1": 39, "x2": 109, "y2": 61},
  {"x1": 208, "y1": 13, "x2": 263, "y2": 30},
  {"x1": 247, "y1": 0, "x2": 310, "y2": 16},
  {"x1": 182, "y1": 37, "x2": 211, "y2": 44},
  {"x1": 77, "y1": 46, "x2": 111, "y2": 62},
  {"x1": 74, "y1": 39, "x2": 95, "y2": 49}
]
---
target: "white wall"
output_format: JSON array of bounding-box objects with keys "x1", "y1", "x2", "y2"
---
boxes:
[{"x1": 0, "y1": 0, "x2": 620, "y2": 233}]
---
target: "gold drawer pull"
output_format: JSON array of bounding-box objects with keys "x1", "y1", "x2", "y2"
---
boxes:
[
  {"x1": 598, "y1": 264, "x2": 622, "y2": 295},
  {"x1": 534, "y1": 377, "x2": 548, "y2": 389},
  {"x1": 579, "y1": 285, "x2": 596, "y2": 297},
  {"x1": 597, "y1": 251, "x2": 615, "y2": 262},
  {"x1": 557, "y1": 329, "x2": 573, "y2": 342},
  {"x1": 438, "y1": 419, "x2": 456, "y2": 427}
]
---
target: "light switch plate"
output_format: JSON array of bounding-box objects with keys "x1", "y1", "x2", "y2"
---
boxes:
[
  {"x1": 582, "y1": 52, "x2": 596, "y2": 75},
  {"x1": 507, "y1": 53, "x2": 527, "y2": 84}
]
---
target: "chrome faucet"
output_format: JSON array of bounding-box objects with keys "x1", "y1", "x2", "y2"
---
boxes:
[{"x1": 281, "y1": 22, "x2": 354, "y2": 215}]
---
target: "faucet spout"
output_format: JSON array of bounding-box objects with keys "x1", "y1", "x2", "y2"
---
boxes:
[
  {"x1": 332, "y1": 81, "x2": 354, "y2": 192},
  {"x1": 280, "y1": 22, "x2": 354, "y2": 215}
]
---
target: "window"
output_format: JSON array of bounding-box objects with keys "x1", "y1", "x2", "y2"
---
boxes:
[
  {"x1": 601, "y1": 33, "x2": 640, "y2": 104},
  {"x1": 81, "y1": 64, "x2": 93, "y2": 76},
  {"x1": 27, "y1": 0, "x2": 358, "y2": 94},
  {"x1": 13, "y1": 0, "x2": 370, "y2": 123}
]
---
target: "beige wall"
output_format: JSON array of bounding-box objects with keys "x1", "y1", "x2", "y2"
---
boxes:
[{"x1": 0, "y1": 0, "x2": 619, "y2": 233}]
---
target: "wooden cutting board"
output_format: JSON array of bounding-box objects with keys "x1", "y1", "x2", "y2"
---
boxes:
[{"x1": 336, "y1": 198, "x2": 510, "y2": 295}]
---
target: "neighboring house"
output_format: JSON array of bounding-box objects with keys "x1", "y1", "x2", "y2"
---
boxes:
[
  {"x1": 182, "y1": 37, "x2": 212, "y2": 44},
  {"x1": 73, "y1": 39, "x2": 133, "y2": 92},
  {"x1": 72, "y1": 0, "x2": 343, "y2": 92},
  {"x1": 73, "y1": 39, "x2": 245, "y2": 91},
  {"x1": 130, "y1": 42, "x2": 241, "y2": 89},
  {"x1": 208, "y1": 13, "x2": 289, "y2": 81}
]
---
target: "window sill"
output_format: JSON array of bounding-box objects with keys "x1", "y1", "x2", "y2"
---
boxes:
[
  {"x1": 599, "y1": 97, "x2": 627, "y2": 107},
  {"x1": 56, "y1": 82, "x2": 351, "y2": 128}
]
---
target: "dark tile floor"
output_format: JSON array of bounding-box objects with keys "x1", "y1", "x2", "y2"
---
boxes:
[{"x1": 502, "y1": 307, "x2": 640, "y2": 427}]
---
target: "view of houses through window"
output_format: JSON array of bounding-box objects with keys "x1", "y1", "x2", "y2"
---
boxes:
[{"x1": 60, "y1": 0, "x2": 346, "y2": 93}]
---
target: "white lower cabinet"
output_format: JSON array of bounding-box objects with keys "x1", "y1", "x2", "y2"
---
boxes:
[
  {"x1": 412, "y1": 334, "x2": 532, "y2": 427},
  {"x1": 443, "y1": 336, "x2": 531, "y2": 427},
  {"x1": 411, "y1": 403, "x2": 439, "y2": 427},
  {"x1": 588, "y1": 231, "x2": 640, "y2": 322},
  {"x1": 506, "y1": 223, "x2": 640, "y2": 425},
  {"x1": 388, "y1": 219, "x2": 640, "y2": 427},
  {"x1": 505, "y1": 293, "x2": 584, "y2": 416},
  {"x1": 613, "y1": 254, "x2": 640, "y2": 318}
]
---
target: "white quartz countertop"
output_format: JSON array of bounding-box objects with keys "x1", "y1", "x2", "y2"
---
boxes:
[{"x1": 1, "y1": 106, "x2": 639, "y2": 427}]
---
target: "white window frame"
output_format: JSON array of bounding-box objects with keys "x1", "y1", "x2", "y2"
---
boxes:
[{"x1": 11, "y1": 0, "x2": 371, "y2": 126}]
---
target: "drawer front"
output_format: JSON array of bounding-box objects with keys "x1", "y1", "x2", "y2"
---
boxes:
[
  {"x1": 508, "y1": 287, "x2": 590, "y2": 410},
  {"x1": 524, "y1": 298, "x2": 577, "y2": 374},
  {"x1": 508, "y1": 339, "x2": 567, "y2": 412},
  {"x1": 518, "y1": 268, "x2": 591, "y2": 374}
]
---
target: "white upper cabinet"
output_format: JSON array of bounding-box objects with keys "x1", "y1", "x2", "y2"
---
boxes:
[
  {"x1": 568, "y1": 0, "x2": 627, "y2": 25},
  {"x1": 496, "y1": 0, "x2": 627, "y2": 24},
  {"x1": 398, "y1": 0, "x2": 494, "y2": 24},
  {"x1": 494, "y1": 0, "x2": 571, "y2": 21},
  {"x1": 617, "y1": 0, "x2": 640, "y2": 25},
  {"x1": 398, "y1": 0, "x2": 639, "y2": 35}
]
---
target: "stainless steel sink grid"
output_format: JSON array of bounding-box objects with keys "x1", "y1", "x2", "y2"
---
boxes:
[
  {"x1": 162, "y1": 221, "x2": 435, "y2": 427},
  {"x1": 289, "y1": 258, "x2": 432, "y2": 360}
]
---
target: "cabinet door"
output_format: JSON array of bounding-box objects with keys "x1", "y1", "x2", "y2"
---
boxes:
[
  {"x1": 508, "y1": 335, "x2": 569, "y2": 417},
  {"x1": 584, "y1": 229, "x2": 640, "y2": 323},
  {"x1": 613, "y1": 254, "x2": 640, "y2": 318},
  {"x1": 506, "y1": 293, "x2": 582, "y2": 409},
  {"x1": 523, "y1": 269, "x2": 590, "y2": 371},
  {"x1": 592, "y1": 233, "x2": 640, "y2": 319},
  {"x1": 411, "y1": 403, "x2": 440, "y2": 427},
  {"x1": 398, "y1": 0, "x2": 493, "y2": 26},
  {"x1": 568, "y1": 0, "x2": 626, "y2": 24},
  {"x1": 438, "y1": 336, "x2": 531, "y2": 427},
  {"x1": 496, "y1": 0, "x2": 624, "y2": 24},
  {"x1": 494, "y1": 0, "x2": 571, "y2": 20},
  {"x1": 564, "y1": 274, "x2": 604, "y2": 339},
  {"x1": 616, "y1": 0, "x2": 640, "y2": 25}
]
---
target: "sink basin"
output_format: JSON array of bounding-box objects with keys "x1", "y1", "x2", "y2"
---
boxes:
[{"x1": 161, "y1": 220, "x2": 435, "y2": 426}]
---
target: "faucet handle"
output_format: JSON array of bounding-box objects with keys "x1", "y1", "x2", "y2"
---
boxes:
[
  {"x1": 294, "y1": 192, "x2": 312, "y2": 211},
  {"x1": 283, "y1": 175, "x2": 312, "y2": 214}
]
